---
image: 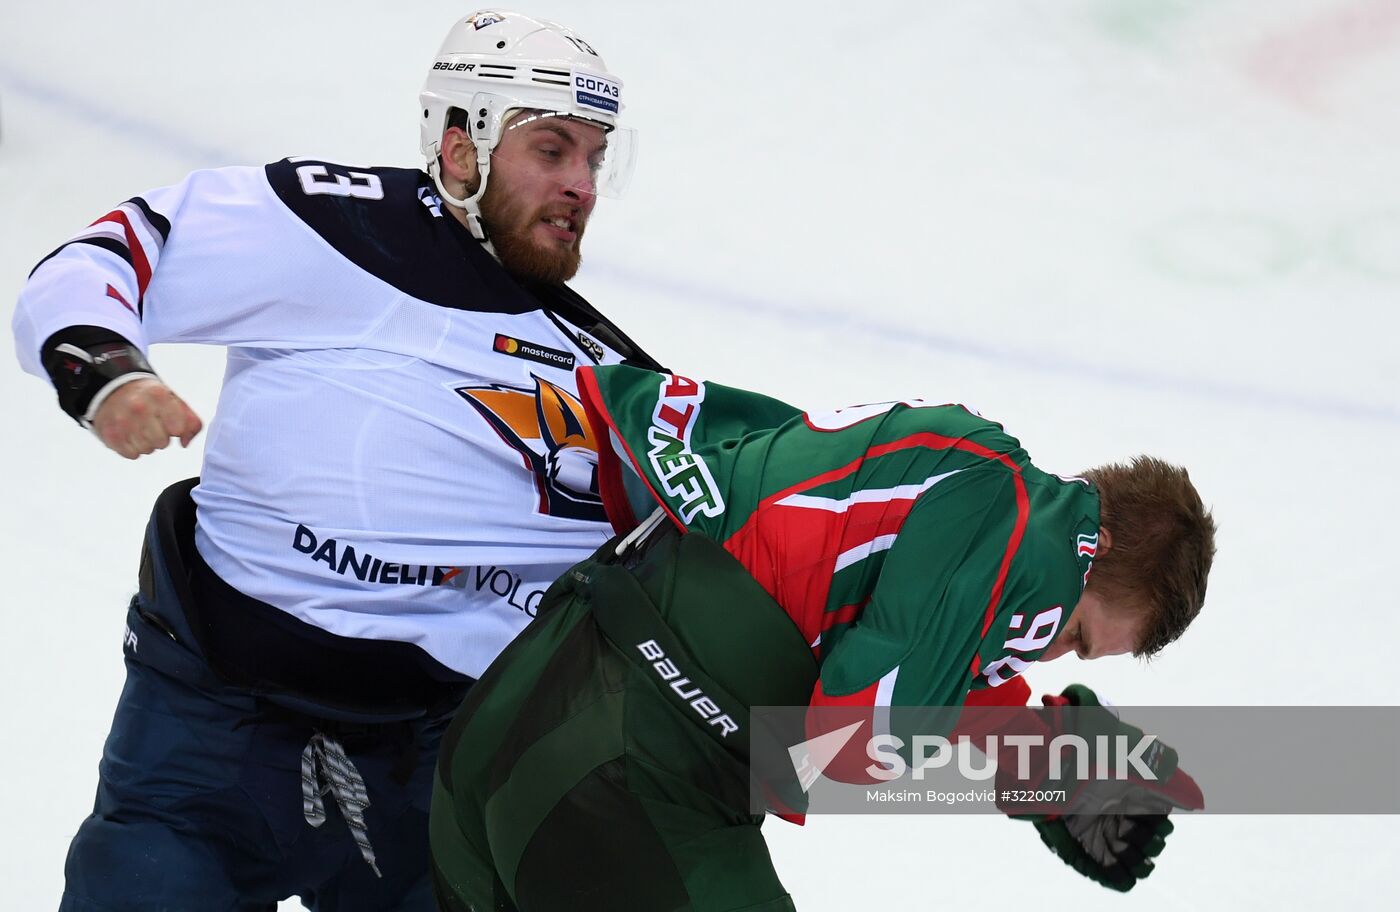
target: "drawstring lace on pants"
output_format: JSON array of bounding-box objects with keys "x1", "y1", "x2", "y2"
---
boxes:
[{"x1": 301, "y1": 732, "x2": 382, "y2": 878}]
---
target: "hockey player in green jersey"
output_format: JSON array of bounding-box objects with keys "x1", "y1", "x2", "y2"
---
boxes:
[{"x1": 430, "y1": 365, "x2": 1217, "y2": 911}]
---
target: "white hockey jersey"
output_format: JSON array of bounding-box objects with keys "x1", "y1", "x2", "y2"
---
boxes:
[{"x1": 13, "y1": 159, "x2": 650, "y2": 678}]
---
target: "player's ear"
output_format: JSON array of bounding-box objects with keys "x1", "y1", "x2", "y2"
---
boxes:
[
  {"x1": 1097, "y1": 527, "x2": 1113, "y2": 555},
  {"x1": 440, "y1": 127, "x2": 480, "y2": 191}
]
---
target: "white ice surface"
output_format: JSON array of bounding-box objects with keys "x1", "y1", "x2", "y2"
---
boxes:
[{"x1": 1, "y1": 1, "x2": 1397, "y2": 908}]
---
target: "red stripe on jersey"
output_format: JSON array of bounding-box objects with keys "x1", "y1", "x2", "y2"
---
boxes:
[
  {"x1": 725, "y1": 430, "x2": 1027, "y2": 639},
  {"x1": 979, "y1": 471, "x2": 1029, "y2": 637},
  {"x1": 800, "y1": 402, "x2": 984, "y2": 434},
  {"x1": 577, "y1": 366, "x2": 665, "y2": 535},
  {"x1": 723, "y1": 496, "x2": 917, "y2": 644},
  {"x1": 967, "y1": 470, "x2": 1030, "y2": 680},
  {"x1": 104, "y1": 284, "x2": 136, "y2": 315},
  {"x1": 723, "y1": 508, "x2": 839, "y2": 644},
  {"x1": 963, "y1": 674, "x2": 1031, "y2": 708},
  {"x1": 92, "y1": 210, "x2": 153, "y2": 302},
  {"x1": 752, "y1": 431, "x2": 1020, "y2": 514},
  {"x1": 726, "y1": 429, "x2": 1032, "y2": 693},
  {"x1": 805, "y1": 679, "x2": 885, "y2": 783},
  {"x1": 832, "y1": 498, "x2": 920, "y2": 556},
  {"x1": 951, "y1": 676, "x2": 1036, "y2": 762},
  {"x1": 823, "y1": 597, "x2": 869, "y2": 633}
]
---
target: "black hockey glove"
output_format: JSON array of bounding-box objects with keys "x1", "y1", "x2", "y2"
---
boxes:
[
  {"x1": 1031, "y1": 795, "x2": 1177, "y2": 892},
  {"x1": 40, "y1": 325, "x2": 157, "y2": 427},
  {"x1": 1000, "y1": 684, "x2": 1203, "y2": 892}
]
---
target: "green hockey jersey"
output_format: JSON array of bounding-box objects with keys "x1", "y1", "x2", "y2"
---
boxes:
[{"x1": 578, "y1": 365, "x2": 1100, "y2": 712}]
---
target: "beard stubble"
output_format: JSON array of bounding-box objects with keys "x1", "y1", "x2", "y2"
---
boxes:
[{"x1": 479, "y1": 181, "x2": 587, "y2": 285}]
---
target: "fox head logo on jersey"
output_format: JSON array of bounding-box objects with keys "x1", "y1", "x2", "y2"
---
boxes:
[{"x1": 456, "y1": 375, "x2": 605, "y2": 522}]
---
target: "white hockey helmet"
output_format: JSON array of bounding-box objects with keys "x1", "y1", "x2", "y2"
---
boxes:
[{"x1": 419, "y1": 10, "x2": 636, "y2": 240}]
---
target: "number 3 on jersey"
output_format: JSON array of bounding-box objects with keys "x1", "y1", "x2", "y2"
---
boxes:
[{"x1": 295, "y1": 164, "x2": 384, "y2": 200}]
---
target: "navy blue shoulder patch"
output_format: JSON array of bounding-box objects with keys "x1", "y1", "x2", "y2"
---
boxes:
[
  {"x1": 264, "y1": 158, "x2": 540, "y2": 314},
  {"x1": 262, "y1": 158, "x2": 661, "y2": 368}
]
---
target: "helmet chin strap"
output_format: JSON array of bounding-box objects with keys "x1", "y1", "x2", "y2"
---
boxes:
[{"x1": 428, "y1": 144, "x2": 497, "y2": 255}]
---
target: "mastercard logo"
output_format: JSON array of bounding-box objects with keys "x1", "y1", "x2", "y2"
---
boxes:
[{"x1": 491, "y1": 333, "x2": 576, "y2": 369}]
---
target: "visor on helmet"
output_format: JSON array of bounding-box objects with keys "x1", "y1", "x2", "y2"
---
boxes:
[{"x1": 487, "y1": 110, "x2": 638, "y2": 200}]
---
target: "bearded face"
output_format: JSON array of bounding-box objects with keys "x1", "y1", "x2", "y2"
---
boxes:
[
  {"x1": 478, "y1": 114, "x2": 606, "y2": 284},
  {"x1": 478, "y1": 169, "x2": 588, "y2": 284}
]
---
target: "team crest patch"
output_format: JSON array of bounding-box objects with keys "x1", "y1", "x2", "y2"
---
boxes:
[
  {"x1": 457, "y1": 375, "x2": 603, "y2": 522},
  {"x1": 1076, "y1": 532, "x2": 1099, "y2": 586},
  {"x1": 468, "y1": 11, "x2": 505, "y2": 29},
  {"x1": 493, "y1": 333, "x2": 576, "y2": 370}
]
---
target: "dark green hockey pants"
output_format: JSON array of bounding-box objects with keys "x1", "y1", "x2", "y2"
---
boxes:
[{"x1": 429, "y1": 522, "x2": 818, "y2": 911}]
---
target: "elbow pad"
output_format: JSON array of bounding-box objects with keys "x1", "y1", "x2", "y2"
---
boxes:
[{"x1": 40, "y1": 325, "x2": 158, "y2": 428}]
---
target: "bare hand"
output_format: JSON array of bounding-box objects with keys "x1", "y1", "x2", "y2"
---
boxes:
[{"x1": 91, "y1": 378, "x2": 203, "y2": 459}]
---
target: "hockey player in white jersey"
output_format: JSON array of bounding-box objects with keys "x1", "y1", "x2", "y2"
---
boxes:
[{"x1": 12, "y1": 11, "x2": 656, "y2": 911}]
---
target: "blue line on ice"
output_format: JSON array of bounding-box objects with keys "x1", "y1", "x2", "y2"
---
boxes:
[
  {"x1": 0, "y1": 66, "x2": 240, "y2": 165},
  {"x1": 582, "y1": 260, "x2": 1400, "y2": 428}
]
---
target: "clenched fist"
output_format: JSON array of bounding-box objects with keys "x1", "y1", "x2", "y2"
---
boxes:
[{"x1": 91, "y1": 378, "x2": 203, "y2": 459}]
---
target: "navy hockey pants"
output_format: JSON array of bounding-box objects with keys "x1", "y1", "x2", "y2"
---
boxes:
[
  {"x1": 61, "y1": 653, "x2": 450, "y2": 911},
  {"x1": 59, "y1": 489, "x2": 457, "y2": 911}
]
